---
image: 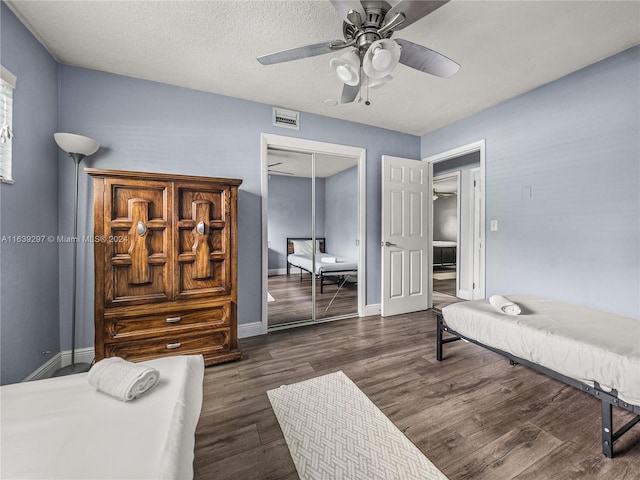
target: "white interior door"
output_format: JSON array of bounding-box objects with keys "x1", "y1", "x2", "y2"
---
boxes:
[
  {"x1": 381, "y1": 156, "x2": 431, "y2": 316},
  {"x1": 471, "y1": 168, "x2": 482, "y2": 299}
]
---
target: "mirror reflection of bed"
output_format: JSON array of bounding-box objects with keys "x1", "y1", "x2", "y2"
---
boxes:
[{"x1": 267, "y1": 149, "x2": 359, "y2": 327}]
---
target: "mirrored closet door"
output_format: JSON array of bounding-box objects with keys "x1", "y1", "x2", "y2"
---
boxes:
[{"x1": 267, "y1": 148, "x2": 359, "y2": 328}]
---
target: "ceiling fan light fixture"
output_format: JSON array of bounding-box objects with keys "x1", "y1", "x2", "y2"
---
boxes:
[
  {"x1": 367, "y1": 75, "x2": 393, "y2": 89},
  {"x1": 372, "y1": 48, "x2": 392, "y2": 70},
  {"x1": 330, "y1": 51, "x2": 361, "y2": 86},
  {"x1": 363, "y1": 39, "x2": 401, "y2": 79}
]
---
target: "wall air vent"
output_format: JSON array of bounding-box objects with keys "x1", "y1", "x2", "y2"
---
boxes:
[{"x1": 273, "y1": 107, "x2": 299, "y2": 130}]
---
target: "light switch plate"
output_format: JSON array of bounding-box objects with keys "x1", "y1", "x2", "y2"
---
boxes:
[{"x1": 490, "y1": 220, "x2": 498, "y2": 231}]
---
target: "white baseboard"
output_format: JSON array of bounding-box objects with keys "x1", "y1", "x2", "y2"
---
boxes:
[
  {"x1": 61, "y1": 346, "x2": 95, "y2": 366},
  {"x1": 23, "y1": 353, "x2": 62, "y2": 382},
  {"x1": 238, "y1": 321, "x2": 267, "y2": 338},
  {"x1": 23, "y1": 346, "x2": 95, "y2": 382},
  {"x1": 363, "y1": 303, "x2": 381, "y2": 316}
]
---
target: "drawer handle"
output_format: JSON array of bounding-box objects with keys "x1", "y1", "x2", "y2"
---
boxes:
[
  {"x1": 166, "y1": 342, "x2": 182, "y2": 350},
  {"x1": 165, "y1": 316, "x2": 182, "y2": 323}
]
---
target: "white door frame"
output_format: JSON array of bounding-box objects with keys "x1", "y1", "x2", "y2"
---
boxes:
[
  {"x1": 423, "y1": 140, "x2": 486, "y2": 301},
  {"x1": 253, "y1": 133, "x2": 367, "y2": 337},
  {"x1": 470, "y1": 167, "x2": 482, "y2": 300},
  {"x1": 432, "y1": 171, "x2": 462, "y2": 296}
]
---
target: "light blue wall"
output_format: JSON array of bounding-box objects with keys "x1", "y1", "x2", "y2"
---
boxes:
[
  {"x1": 422, "y1": 46, "x2": 640, "y2": 318},
  {"x1": 0, "y1": 3, "x2": 60, "y2": 384},
  {"x1": 325, "y1": 166, "x2": 358, "y2": 260},
  {"x1": 57, "y1": 65, "x2": 420, "y2": 348},
  {"x1": 267, "y1": 174, "x2": 325, "y2": 270}
]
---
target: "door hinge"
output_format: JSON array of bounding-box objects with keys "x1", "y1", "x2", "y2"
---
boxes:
[
  {"x1": 473, "y1": 282, "x2": 476, "y2": 289},
  {"x1": 473, "y1": 180, "x2": 477, "y2": 187}
]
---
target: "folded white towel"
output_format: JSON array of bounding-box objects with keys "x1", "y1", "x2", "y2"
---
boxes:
[
  {"x1": 489, "y1": 295, "x2": 522, "y2": 315},
  {"x1": 88, "y1": 356, "x2": 160, "y2": 401},
  {"x1": 321, "y1": 256, "x2": 338, "y2": 263}
]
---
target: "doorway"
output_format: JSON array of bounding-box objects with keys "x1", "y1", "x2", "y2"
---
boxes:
[
  {"x1": 432, "y1": 172, "x2": 460, "y2": 304},
  {"x1": 424, "y1": 140, "x2": 486, "y2": 308},
  {"x1": 260, "y1": 134, "x2": 366, "y2": 333}
]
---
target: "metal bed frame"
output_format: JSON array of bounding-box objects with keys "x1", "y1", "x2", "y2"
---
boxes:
[
  {"x1": 436, "y1": 313, "x2": 640, "y2": 458},
  {"x1": 286, "y1": 237, "x2": 357, "y2": 293}
]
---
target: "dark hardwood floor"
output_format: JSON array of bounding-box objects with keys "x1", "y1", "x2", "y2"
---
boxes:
[
  {"x1": 433, "y1": 266, "x2": 457, "y2": 296},
  {"x1": 268, "y1": 272, "x2": 357, "y2": 326},
  {"x1": 194, "y1": 310, "x2": 640, "y2": 480}
]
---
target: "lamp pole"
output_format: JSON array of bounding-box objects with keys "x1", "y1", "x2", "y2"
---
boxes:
[{"x1": 69, "y1": 153, "x2": 83, "y2": 370}]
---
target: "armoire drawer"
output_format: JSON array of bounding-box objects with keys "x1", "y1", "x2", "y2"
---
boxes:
[
  {"x1": 104, "y1": 303, "x2": 231, "y2": 340},
  {"x1": 104, "y1": 328, "x2": 231, "y2": 362}
]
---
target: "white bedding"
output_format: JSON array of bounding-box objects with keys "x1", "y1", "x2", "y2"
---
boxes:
[
  {"x1": 1, "y1": 354, "x2": 205, "y2": 480},
  {"x1": 433, "y1": 241, "x2": 457, "y2": 248},
  {"x1": 442, "y1": 295, "x2": 640, "y2": 405},
  {"x1": 288, "y1": 253, "x2": 357, "y2": 275}
]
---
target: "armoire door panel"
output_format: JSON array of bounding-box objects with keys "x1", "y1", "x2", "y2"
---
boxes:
[
  {"x1": 104, "y1": 179, "x2": 172, "y2": 305},
  {"x1": 127, "y1": 198, "x2": 152, "y2": 285},
  {"x1": 175, "y1": 185, "x2": 231, "y2": 298}
]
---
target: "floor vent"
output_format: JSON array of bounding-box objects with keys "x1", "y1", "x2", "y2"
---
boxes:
[{"x1": 273, "y1": 107, "x2": 299, "y2": 130}]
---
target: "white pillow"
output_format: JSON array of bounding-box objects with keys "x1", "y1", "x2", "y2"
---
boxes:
[
  {"x1": 292, "y1": 240, "x2": 310, "y2": 255},
  {"x1": 292, "y1": 240, "x2": 320, "y2": 255}
]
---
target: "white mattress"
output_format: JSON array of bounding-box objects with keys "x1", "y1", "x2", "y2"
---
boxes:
[
  {"x1": 1, "y1": 354, "x2": 205, "y2": 480},
  {"x1": 288, "y1": 253, "x2": 358, "y2": 275},
  {"x1": 433, "y1": 241, "x2": 457, "y2": 248},
  {"x1": 442, "y1": 295, "x2": 640, "y2": 405}
]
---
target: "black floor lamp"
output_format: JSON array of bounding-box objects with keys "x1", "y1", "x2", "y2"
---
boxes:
[{"x1": 53, "y1": 132, "x2": 100, "y2": 376}]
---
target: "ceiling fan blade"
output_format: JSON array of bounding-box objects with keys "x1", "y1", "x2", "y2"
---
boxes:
[
  {"x1": 257, "y1": 40, "x2": 346, "y2": 65},
  {"x1": 396, "y1": 39, "x2": 460, "y2": 78},
  {"x1": 330, "y1": 0, "x2": 366, "y2": 23},
  {"x1": 384, "y1": 1, "x2": 449, "y2": 31},
  {"x1": 340, "y1": 80, "x2": 361, "y2": 104}
]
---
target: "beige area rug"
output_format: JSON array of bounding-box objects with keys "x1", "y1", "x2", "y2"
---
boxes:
[{"x1": 267, "y1": 371, "x2": 449, "y2": 480}]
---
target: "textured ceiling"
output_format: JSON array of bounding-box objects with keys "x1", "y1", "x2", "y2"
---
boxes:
[{"x1": 6, "y1": 0, "x2": 640, "y2": 136}]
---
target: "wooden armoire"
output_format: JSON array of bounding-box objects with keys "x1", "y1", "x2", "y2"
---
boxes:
[{"x1": 87, "y1": 168, "x2": 242, "y2": 366}]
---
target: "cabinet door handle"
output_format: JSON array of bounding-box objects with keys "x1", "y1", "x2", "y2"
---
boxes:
[
  {"x1": 166, "y1": 342, "x2": 182, "y2": 350},
  {"x1": 165, "y1": 316, "x2": 182, "y2": 323},
  {"x1": 137, "y1": 221, "x2": 147, "y2": 236}
]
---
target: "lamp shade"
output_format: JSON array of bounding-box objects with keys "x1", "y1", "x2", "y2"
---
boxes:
[
  {"x1": 363, "y1": 39, "x2": 401, "y2": 79},
  {"x1": 54, "y1": 132, "x2": 100, "y2": 156},
  {"x1": 330, "y1": 50, "x2": 361, "y2": 86}
]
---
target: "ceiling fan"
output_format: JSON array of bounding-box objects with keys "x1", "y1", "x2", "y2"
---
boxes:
[{"x1": 257, "y1": 0, "x2": 460, "y2": 104}]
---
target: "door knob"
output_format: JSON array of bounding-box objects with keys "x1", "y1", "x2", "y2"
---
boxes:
[{"x1": 384, "y1": 241, "x2": 397, "y2": 247}]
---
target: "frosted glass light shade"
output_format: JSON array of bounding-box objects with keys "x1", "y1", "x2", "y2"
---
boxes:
[
  {"x1": 330, "y1": 51, "x2": 361, "y2": 86},
  {"x1": 54, "y1": 132, "x2": 100, "y2": 156},
  {"x1": 363, "y1": 39, "x2": 401, "y2": 79}
]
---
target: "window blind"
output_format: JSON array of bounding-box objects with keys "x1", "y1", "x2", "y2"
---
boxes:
[{"x1": 1, "y1": 65, "x2": 16, "y2": 184}]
